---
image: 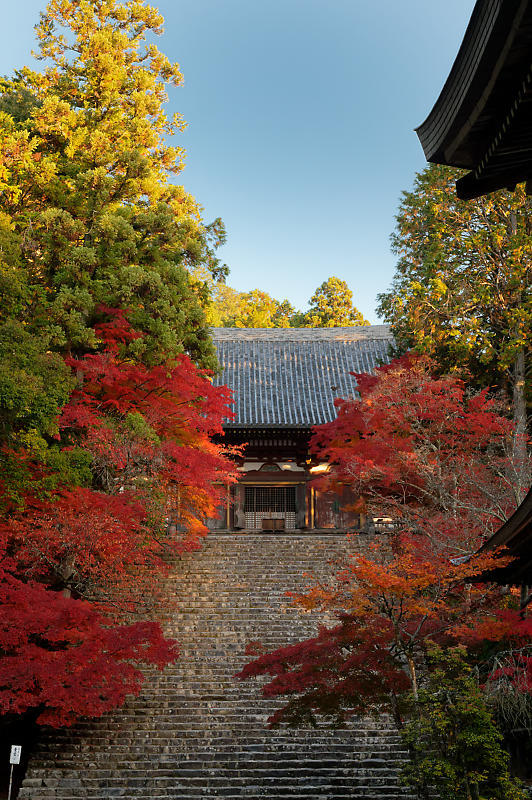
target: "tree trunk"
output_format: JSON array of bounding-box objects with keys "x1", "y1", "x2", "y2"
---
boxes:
[
  {"x1": 389, "y1": 691, "x2": 403, "y2": 730},
  {"x1": 509, "y1": 210, "x2": 529, "y2": 497},
  {"x1": 407, "y1": 654, "x2": 418, "y2": 701},
  {"x1": 512, "y1": 347, "x2": 530, "y2": 499}
]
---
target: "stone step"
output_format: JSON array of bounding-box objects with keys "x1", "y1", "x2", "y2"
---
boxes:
[
  {"x1": 19, "y1": 533, "x2": 411, "y2": 800},
  {"x1": 37, "y1": 730, "x2": 402, "y2": 742},
  {"x1": 24, "y1": 755, "x2": 410, "y2": 776},
  {"x1": 20, "y1": 792, "x2": 410, "y2": 797},
  {"x1": 26, "y1": 770, "x2": 405, "y2": 783},
  {"x1": 33, "y1": 740, "x2": 406, "y2": 754}
]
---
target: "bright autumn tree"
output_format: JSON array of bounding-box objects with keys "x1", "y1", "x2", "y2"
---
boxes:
[
  {"x1": 7, "y1": 310, "x2": 234, "y2": 588},
  {"x1": 0, "y1": 564, "x2": 177, "y2": 727},
  {"x1": 230, "y1": 290, "x2": 284, "y2": 328},
  {"x1": 0, "y1": 0, "x2": 232, "y2": 503},
  {"x1": 237, "y1": 541, "x2": 519, "y2": 727},
  {"x1": 304, "y1": 276, "x2": 369, "y2": 327},
  {"x1": 0, "y1": 308, "x2": 236, "y2": 725},
  {"x1": 311, "y1": 354, "x2": 529, "y2": 546},
  {"x1": 378, "y1": 164, "x2": 532, "y2": 478},
  {"x1": 0, "y1": 0, "x2": 237, "y2": 727},
  {"x1": 238, "y1": 358, "x2": 530, "y2": 730},
  {"x1": 201, "y1": 281, "x2": 297, "y2": 329},
  {"x1": 198, "y1": 274, "x2": 369, "y2": 329},
  {"x1": 0, "y1": 0, "x2": 223, "y2": 369}
]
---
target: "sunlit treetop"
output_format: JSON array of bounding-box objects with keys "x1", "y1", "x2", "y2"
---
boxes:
[
  {"x1": 0, "y1": 0, "x2": 224, "y2": 367},
  {"x1": 20, "y1": 0, "x2": 191, "y2": 207}
]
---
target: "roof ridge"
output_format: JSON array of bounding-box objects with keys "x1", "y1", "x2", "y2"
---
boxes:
[{"x1": 211, "y1": 325, "x2": 392, "y2": 341}]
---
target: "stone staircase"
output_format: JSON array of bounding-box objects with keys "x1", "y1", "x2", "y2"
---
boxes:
[{"x1": 18, "y1": 533, "x2": 411, "y2": 799}]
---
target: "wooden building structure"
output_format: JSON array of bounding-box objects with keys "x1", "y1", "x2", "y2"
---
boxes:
[
  {"x1": 479, "y1": 490, "x2": 532, "y2": 599},
  {"x1": 211, "y1": 326, "x2": 393, "y2": 532},
  {"x1": 416, "y1": 0, "x2": 532, "y2": 200}
]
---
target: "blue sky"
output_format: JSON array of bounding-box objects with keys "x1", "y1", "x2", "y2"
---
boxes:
[{"x1": 2, "y1": 1, "x2": 475, "y2": 321}]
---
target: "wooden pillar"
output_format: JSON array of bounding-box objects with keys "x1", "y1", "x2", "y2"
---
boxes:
[
  {"x1": 225, "y1": 483, "x2": 231, "y2": 530},
  {"x1": 296, "y1": 483, "x2": 307, "y2": 529},
  {"x1": 234, "y1": 484, "x2": 245, "y2": 529}
]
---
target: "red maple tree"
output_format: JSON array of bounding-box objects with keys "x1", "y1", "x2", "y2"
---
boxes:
[
  {"x1": 238, "y1": 357, "x2": 530, "y2": 726},
  {"x1": 311, "y1": 354, "x2": 525, "y2": 551},
  {"x1": 0, "y1": 310, "x2": 236, "y2": 725},
  {"x1": 0, "y1": 566, "x2": 177, "y2": 726},
  {"x1": 60, "y1": 309, "x2": 236, "y2": 553}
]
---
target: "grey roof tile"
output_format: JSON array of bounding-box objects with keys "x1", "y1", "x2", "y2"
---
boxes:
[{"x1": 212, "y1": 326, "x2": 394, "y2": 428}]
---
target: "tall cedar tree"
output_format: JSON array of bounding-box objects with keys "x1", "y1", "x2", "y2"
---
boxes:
[
  {"x1": 0, "y1": 0, "x2": 236, "y2": 725},
  {"x1": 378, "y1": 164, "x2": 532, "y2": 484},
  {"x1": 0, "y1": 0, "x2": 222, "y2": 368},
  {"x1": 237, "y1": 358, "x2": 529, "y2": 727}
]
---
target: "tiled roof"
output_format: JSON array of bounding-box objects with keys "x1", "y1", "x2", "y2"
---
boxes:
[{"x1": 212, "y1": 326, "x2": 393, "y2": 428}]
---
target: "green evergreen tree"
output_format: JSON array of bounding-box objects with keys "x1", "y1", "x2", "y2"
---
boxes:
[
  {"x1": 378, "y1": 164, "x2": 532, "y2": 487},
  {"x1": 0, "y1": 0, "x2": 223, "y2": 369},
  {"x1": 402, "y1": 648, "x2": 524, "y2": 800},
  {"x1": 0, "y1": 0, "x2": 231, "y2": 504}
]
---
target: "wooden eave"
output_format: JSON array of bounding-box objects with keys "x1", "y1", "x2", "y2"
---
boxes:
[
  {"x1": 416, "y1": 0, "x2": 532, "y2": 199},
  {"x1": 220, "y1": 425, "x2": 312, "y2": 457},
  {"x1": 479, "y1": 488, "x2": 532, "y2": 583},
  {"x1": 237, "y1": 472, "x2": 309, "y2": 484}
]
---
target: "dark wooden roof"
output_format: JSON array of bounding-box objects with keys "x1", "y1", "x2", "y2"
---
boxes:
[
  {"x1": 416, "y1": 0, "x2": 532, "y2": 199},
  {"x1": 212, "y1": 327, "x2": 392, "y2": 428},
  {"x1": 480, "y1": 488, "x2": 532, "y2": 584}
]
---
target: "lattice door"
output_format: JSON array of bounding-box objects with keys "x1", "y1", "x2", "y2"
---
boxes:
[{"x1": 244, "y1": 486, "x2": 297, "y2": 530}]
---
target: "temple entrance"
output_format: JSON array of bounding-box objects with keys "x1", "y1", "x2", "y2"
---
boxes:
[{"x1": 244, "y1": 486, "x2": 297, "y2": 531}]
